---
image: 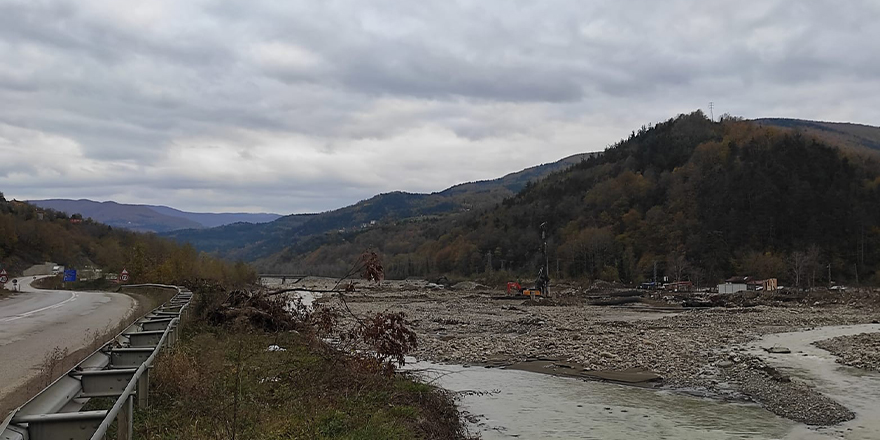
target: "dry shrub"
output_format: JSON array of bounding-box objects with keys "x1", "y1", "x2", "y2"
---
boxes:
[
  {"x1": 310, "y1": 306, "x2": 340, "y2": 337},
  {"x1": 206, "y1": 290, "x2": 302, "y2": 332},
  {"x1": 360, "y1": 250, "x2": 385, "y2": 283},
  {"x1": 152, "y1": 348, "x2": 207, "y2": 402},
  {"x1": 360, "y1": 312, "x2": 417, "y2": 369},
  {"x1": 182, "y1": 278, "x2": 226, "y2": 295},
  {"x1": 39, "y1": 346, "x2": 69, "y2": 387}
]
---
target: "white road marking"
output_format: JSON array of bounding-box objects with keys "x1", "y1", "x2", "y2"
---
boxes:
[{"x1": 0, "y1": 291, "x2": 78, "y2": 323}]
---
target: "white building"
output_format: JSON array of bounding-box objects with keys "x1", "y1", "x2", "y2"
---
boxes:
[{"x1": 718, "y1": 283, "x2": 747, "y2": 294}]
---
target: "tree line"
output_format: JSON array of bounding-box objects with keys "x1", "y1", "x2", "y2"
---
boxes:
[
  {"x1": 260, "y1": 112, "x2": 880, "y2": 288},
  {"x1": 0, "y1": 195, "x2": 254, "y2": 286}
]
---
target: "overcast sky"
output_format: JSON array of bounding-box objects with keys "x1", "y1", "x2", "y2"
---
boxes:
[{"x1": 1, "y1": 1, "x2": 878, "y2": 214}]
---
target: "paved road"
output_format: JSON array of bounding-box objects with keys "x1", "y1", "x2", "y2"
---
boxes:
[{"x1": 0, "y1": 276, "x2": 137, "y2": 408}]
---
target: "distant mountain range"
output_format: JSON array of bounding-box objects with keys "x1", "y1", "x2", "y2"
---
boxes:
[
  {"x1": 755, "y1": 118, "x2": 880, "y2": 152},
  {"x1": 31, "y1": 117, "x2": 880, "y2": 277},
  {"x1": 27, "y1": 199, "x2": 282, "y2": 233},
  {"x1": 162, "y1": 152, "x2": 597, "y2": 261}
]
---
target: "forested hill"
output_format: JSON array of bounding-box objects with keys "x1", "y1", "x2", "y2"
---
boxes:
[
  {"x1": 755, "y1": 118, "x2": 880, "y2": 153},
  {"x1": 163, "y1": 152, "x2": 595, "y2": 262},
  {"x1": 0, "y1": 195, "x2": 253, "y2": 285},
  {"x1": 260, "y1": 111, "x2": 880, "y2": 287}
]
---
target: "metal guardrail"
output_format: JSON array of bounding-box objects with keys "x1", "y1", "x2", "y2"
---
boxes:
[{"x1": 1, "y1": 284, "x2": 192, "y2": 440}]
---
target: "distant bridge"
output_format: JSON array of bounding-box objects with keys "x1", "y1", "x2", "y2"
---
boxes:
[{"x1": 258, "y1": 274, "x2": 307, "y2": 284}]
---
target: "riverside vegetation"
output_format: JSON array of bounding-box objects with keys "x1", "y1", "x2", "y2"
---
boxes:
[{"x1": 134, "y1": 256, "x2": 472, "y2": 440}]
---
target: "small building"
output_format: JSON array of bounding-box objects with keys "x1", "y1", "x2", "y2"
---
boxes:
[
  {"x1": 747, "y1": 278, "x2": 777, "y2": 292},
  {"x1": 720, "y1": 275, "x2": 778, "y2": 294},
  {"x1": 666, "y1": 281, "x2": 693, "y2": 292},
  {"x1": 718, "y1": 283, "x2": 747, "y2": 294}
]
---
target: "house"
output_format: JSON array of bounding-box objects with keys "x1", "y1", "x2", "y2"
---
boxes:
[{"x1": 719, "y1": 276, "x2": 778, "y2": 294}]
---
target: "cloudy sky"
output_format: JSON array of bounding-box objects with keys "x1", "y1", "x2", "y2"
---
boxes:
[{"x1": 1, "y1": 1, "x2": 878, "y2": 214}]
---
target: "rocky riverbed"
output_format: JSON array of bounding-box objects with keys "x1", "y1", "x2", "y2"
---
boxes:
[
  {"x1": 814, "y1": 332, "x2": 880, "y2": 372},
  {"x1": 295, "y1": 278, "x2": 880, "y2": 426}
]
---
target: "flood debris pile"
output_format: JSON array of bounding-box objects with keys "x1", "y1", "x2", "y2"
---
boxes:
[
  {"x1": 204, "y1": 289, "x2": 304, "y2": 332},
  {"x1": 815, "y1": 332, "x2": 880, "y2": 372}
]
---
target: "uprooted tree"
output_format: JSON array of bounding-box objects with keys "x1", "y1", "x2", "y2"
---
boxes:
[{"x1": 201, "y1": 249, "x2": 417, "y2": 372}]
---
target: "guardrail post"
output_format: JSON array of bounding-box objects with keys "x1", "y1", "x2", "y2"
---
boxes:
[
  {"x1": 117, "y1": 395, "x2": 133, "y2": 440},
  {"x1": 137, "y1": 369, "x2": 149, "y2": 409}
]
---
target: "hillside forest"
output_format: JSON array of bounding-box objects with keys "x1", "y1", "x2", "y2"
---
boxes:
[
  {"x1": 0, "y1": 195, "x2": 254, "y2": 286},
  {"x1": 260, "y1": 112, "x2": 880, "y2": 287}
]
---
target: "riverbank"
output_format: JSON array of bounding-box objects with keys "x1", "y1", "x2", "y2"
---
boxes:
[
  {"x1": 133, "y1": 289, "x2": 473, "y2": 440},
  {"x1": 305, "y1": 278, "x2": 880, "y2": 427},
  {"x1": 815, "y1": 332, "x2": 880, "y2": 371}
]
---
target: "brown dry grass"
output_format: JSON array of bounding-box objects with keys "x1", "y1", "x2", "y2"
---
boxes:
[{"x1": 139, "y1": 326, "x2": 472, "y2": 439}]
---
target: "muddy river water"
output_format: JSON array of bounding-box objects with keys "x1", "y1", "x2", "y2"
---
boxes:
[
  {"x1": 408, "y1": 323, "x2": 880, "y2": 440},
  {"x1": 747, "y1": 324, "x2": 880, "y2": 439},
  {"x1": 409, "y1": 360, "x2": 798, "y2": 439}
]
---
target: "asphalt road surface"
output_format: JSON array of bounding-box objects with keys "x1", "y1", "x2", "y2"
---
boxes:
[{"x1": 0, "y1": 276, "x2": 137, "y2": 408}]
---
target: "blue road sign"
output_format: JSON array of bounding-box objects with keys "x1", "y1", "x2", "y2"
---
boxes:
[{"x1": 63, "y1": 269, "x2": 77, "y2": 282}]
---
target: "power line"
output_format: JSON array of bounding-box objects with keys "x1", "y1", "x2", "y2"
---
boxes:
[{"x1": 709, "y1": 102, "x2": 715, "y2": 121}]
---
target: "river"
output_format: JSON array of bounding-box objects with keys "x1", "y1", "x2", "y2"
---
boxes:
[
  {"x1": 408, "y1": 360, "x2": 797, "y2": 439},
  {"x1": 407, "y1": 323, "x2": 880, "y2": 439},
  {"x1": 746, "y1": 324, "x2": 880, "y2": 439},
  {"x1": 282, "y1": 287, "x2": 880, "y2": 439}
]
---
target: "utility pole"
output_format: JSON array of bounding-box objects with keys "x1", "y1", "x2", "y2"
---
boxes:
[
  {"x1": 828, "y1": 264, "x2": 832, "y2": 286},
  {"x1": 709, "y1": 102, "x2": 715, "y2": 122},
  {"x1": 486, "y1": 251, "x2": 493, "y2": 273},
  {"x1": 653, "y1": 261, "x2": 658, "y2": 286},
  {"x1": 540, "y1": 222, "x2": 549, "y2": 298}
]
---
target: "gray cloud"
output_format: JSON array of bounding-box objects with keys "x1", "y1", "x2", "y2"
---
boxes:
[{"x1": 1, "y1": 0, "x2": 879, "y2": 213}]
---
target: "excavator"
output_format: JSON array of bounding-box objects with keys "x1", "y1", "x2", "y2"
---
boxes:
[
  {"x1": 506, "y1": 223, "x2": 551, "y2": 298},
  {"x1": 506, "y1": 266, "x2": 549, "y2": 298}
]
